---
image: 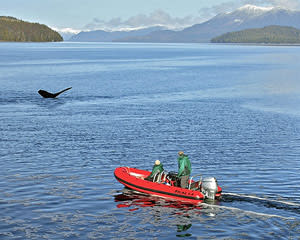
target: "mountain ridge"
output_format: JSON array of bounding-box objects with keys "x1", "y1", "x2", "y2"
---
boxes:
[
  {"x1": 117, "y1": 5, "x2": 300, "y2": 43},
  {"x1": 68, "y1": 5, "x2": 300, "y2": 43},
  {"x1": 69, "y1": 26, "x2": 166, "y2": 42}
]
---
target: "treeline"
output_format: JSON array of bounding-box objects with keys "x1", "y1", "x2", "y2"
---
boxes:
[
  {"x1": 211, "y1": 25, "x2": 300, "y2": 44},
  {"x1": 0, "y1": 16, "x2": 63, "y2": 42}
]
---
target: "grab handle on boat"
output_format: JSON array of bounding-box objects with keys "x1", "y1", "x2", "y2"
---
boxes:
[
  {"x1": 161, "y1": 171, "x2": 167, "y2": 182},
  {"x1": 188, "y1": 174, "x2": 202, "y2": 190},
  {"x1": 122, "y1": 167, "x2": 130, "y2": 173}
]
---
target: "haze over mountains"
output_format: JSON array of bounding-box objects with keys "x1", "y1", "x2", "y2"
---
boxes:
[
  {"x1": 69, "y1": 5, "x2": 300, "y2": 43},
  {"x1": 69, "y1": 26, "x2": 166, "y2": 42}
]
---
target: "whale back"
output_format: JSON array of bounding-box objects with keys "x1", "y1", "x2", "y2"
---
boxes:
[
  {"x1": 38, "y1": 90, "x2": 55, "y2": 98},
  {"x1": 38, "y1": 87, "x2": 72, "y2": 98}
]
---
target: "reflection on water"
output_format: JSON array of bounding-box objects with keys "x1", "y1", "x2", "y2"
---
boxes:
[
  {"x1": 176, "y1": 224, "x2": 192, "y2": 237},
  {"x1": 114, "y1": 189, "x2": 199, "y2": 237}
]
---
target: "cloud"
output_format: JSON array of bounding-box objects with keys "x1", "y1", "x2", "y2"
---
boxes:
[
  {"x1": 83, "y1": 9, "x2": 204, "y2": 31},
  {"x1": 256, "y1": 0, "x2": 300, "y2": 9},
  {"x1": 198, "y1": 0, "x2": 300, "y2": 19},
  {"x1": 67, "y1": 1, "x2": 300, "y2": 33},
  {"x1": 52, "y1": 27, "x2": 81, "y2": 34},
  {"x1": 242, "y1": 0, "x2": 300, "y2": 9},
  {"x1": 199, "y1": 2, "x2": 242, "y2": 19}
]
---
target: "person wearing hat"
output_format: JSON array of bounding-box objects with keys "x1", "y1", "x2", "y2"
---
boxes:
[
  {"x1": 177, "y1": 151, "x2": 191, "y2": 188},
  {"x1": 145, "y1": 160, "x2": 164, "y2": 181}
]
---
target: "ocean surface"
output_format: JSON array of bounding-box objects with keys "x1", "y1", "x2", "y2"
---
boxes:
[{"x1": 0, "y1": 42, "x2": 300, "y2": 239}]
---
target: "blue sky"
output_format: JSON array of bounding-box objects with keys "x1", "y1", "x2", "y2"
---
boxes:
[{"x1": 1, "y1": 0, "x2": 300, "y2": 33}]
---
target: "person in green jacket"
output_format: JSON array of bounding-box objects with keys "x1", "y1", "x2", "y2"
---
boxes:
[
  {"x1": 177, "y1": 151, "x2": 191, "y2": 188},
  {"x1": 145, "y1": 160, "x2": 164, "y2": 182}
]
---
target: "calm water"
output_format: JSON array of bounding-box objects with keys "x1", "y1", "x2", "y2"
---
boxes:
[{"x1": 0, "y1": 42, "x2": 300, "y2": 239}]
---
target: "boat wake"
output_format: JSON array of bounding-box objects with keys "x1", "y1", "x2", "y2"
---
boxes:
[
  {"x1": 200, "y1": 203, "x2": 295, "y2": 220},
  {"x1": 223, "y1": 193, "x2": 300, "y2": 207},
  {"x1": 220, "y1": 192, "x2": 300, "y2": 217}
]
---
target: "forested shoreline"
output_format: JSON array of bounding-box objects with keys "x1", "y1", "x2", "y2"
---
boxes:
[
  {"x1": 211, "y1": 26, "x2": 300, "y2": 44},
  {"x1": 0, "y1": 16, "x2": 62, "y2": 42}
]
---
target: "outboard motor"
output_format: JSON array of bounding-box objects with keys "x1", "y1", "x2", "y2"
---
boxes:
[{"x1": 201, "y1": 177, "x2": 218, "y2": 200}]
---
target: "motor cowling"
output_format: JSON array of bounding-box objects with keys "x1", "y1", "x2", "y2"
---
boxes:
[{"x1": 201, "y1": 177, "x2": 218, "y2": 200}]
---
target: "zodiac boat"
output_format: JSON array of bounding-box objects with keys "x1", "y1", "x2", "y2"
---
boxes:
[{"x1": 114, "y1": 167, "x2": 222, "y2": 204}]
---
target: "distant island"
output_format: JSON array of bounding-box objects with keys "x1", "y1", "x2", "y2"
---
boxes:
[
  {"x1": 0, "y1": 16, "x2": 63, "y2": 42},
  {"x1": 211, "y1": 25, "x2": 300, "y2": 44}
]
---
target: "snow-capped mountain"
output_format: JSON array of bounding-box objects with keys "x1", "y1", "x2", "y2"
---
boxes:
[
  {"x1": 118, "y1": 4, "x2": 300, "y2": 43},
  {"x1": 215, "y1": 5, "x2": 275, "y2": 25},
  {"x1": 235, "y1": 4, "x2": 275, "y2": 16},
  {"x1": 210, "y1": 4, "x2": 298, "y2": 29}
]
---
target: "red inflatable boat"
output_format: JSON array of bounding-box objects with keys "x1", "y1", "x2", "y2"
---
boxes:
[{"x1": 114, "y1": 167, "x2": 222, "y2": 204}]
